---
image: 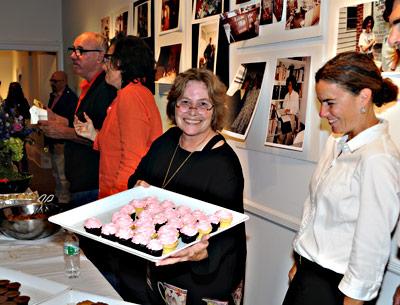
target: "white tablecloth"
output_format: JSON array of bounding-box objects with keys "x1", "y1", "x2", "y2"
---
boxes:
[{"x1": 0, "y1": 229, "x2": 122, "y2": 299}]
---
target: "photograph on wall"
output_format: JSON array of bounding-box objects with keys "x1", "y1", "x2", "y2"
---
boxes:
[
  {"x1": 155, "y1": 44, "x2": 182, "y2": 84},
  {"x1": 193, "y1": 0, "x2": 224, "y2": 23},
  {"x1": 260, "y1": 0, "x2": 273, "y2": 25},
  {"x1": 265, "y1": 56, "x2": 311, "y2": 151},
  {"x1": 197, "y1": 21, "x2": 219, "y2": 73},
  {"x1": 220, "y1": 3, "x2": 260, "y2": 44},
  {"x1": 133, "y1": 0, "x2": 151, "y2": 38},
  {"x1": 101, "y1": 16, "x2": 111, "y2": 42},
  {"x1": 274, "y1": 0, "x2": 284, "y2": 22},
  {"x1": 285, "y1": 0, "x2": 321, "y2": 30},
  {"x1": 223, "y1": 62, "x2": 266, "y2": 140},
  {"x1": 336, "y1": 1, "x2": 396, "y2": 72},
  {"x1": 114, "y1": 8, "x2": 129, "y2": 37},
  {"x1": 160, "y1": 0, "x2": 180, "y2": 33}
]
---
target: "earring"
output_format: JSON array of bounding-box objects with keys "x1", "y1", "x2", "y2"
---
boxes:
[{"x1": 360, "y1": 107, "x2": 366, "y2": 114}]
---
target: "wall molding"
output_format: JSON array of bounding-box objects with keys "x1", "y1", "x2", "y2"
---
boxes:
[{"x1": 244, "y1": 197, "x2": 300, "y2": 232}]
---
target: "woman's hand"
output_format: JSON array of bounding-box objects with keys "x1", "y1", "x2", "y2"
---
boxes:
[
  {"x1": 156, "y1": 235, "x2": 210, "y2": 266},
  {"x1": 73, "y1": 112, "x2": 97, "y2": 141},
  {"x1": 288, "y1": 262, "x2": 297, "y2": 282},
  {"x1": 134, "y1": 180, "x2": 150, "y2": 188},
  {"x1": 343, "y1": 296, "x2": 364, "y2": 305}
]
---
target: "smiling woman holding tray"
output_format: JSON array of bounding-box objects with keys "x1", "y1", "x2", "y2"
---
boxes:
[{"x1": 126, "y1": 68, "x2": 247, "y2": 305}]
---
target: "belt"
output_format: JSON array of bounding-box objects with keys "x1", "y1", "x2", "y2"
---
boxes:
[{"x1": 294, "y1": 252, "x2": 342, "y2": 279}]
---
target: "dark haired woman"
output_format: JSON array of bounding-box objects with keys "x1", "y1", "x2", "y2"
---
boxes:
[
  {"x1": 4, "y1": 82, "x2": 30, "y2": 120},
  {"x1": 358, "y1": 16, "x2": 376, "y2": 56},
  {"x1": 282, "y1": 51, "x2": 400, "y2": 305},
  {"x1": 74, "y1": 35, "x2": 162, "y2": 199}
]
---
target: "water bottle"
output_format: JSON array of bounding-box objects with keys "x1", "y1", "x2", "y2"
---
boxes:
[{"x1": 63, "y1": 231, "x2": 80, "y2": 278}]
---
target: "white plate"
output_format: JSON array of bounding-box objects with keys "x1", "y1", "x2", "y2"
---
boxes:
[
  {"x1": 49, "y1": 186, "x2": 249, "y2": 262},
  {"x1": 38, "y1": 289, "x2": 138, "y2": 305},
  {"x1": 0, "y1": 266, "x2": 69, "y2": 305}
]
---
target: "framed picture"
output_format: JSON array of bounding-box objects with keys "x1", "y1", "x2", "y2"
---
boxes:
[
  {"x1": 100, "y1": 16, "x2": 111, "y2": 43},
  {"x1": 335, "y1": 0, "x2": 395, "y2": 71},
  {"x1": 285, "y1": 0, "x2": 321, "y2": 30},
  {"x1": 113, "y1": 6, "x2": 129, "y2": 37},
  {"x1": 193, "y1": 0, "x2": 224, "y2": 24},
  {"x1": 197, "y1": 20, "x2": 219, "y2": 73},
  {"x1": 265, "y1": 56, "x2": 311, "y2": 151},
  {"x1": 220, "y1": 3, "x2": 260, "y2": 44},
  {"x1": 160, "y1": 0, "x2": 180, "y2": 34},
  {"x1": 133, "y1": 0, "x2": 151, "y2": 38},
  {"x1": 155, "y1": 44, "x2": 182, "y2": 84},
  {"x1": 260, "y1": 0, "x2": 274, "y2": 25},
  {"x1": 223, "y1": 62, "x2": 267, "y2": 140}
]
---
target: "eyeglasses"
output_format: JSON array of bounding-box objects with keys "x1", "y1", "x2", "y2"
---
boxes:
[
  {"x1": 49, "y1": 79, "x2": 63, "y2": 83},
  {"x1": 176, "y1": 99, "x2": 214, "y2": 114},
  {"x1": 68, "y1": 47, "x2": 102, "y2": 57}
]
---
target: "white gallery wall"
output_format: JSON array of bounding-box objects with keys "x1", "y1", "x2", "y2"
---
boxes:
[{"x1": 0, "y1": 0, "x2": 399, "y2": 304}]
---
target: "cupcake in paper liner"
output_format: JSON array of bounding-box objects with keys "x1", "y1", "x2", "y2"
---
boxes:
[
  {"x1": 101, "y1": 222, "x2": 118, "y2": 242},
  {"x1": 146, "y1": 238, "x2": 163, "y2": 257},
  {"x1": 159, "y1": 232, "x2": 179, "y2": 254},
  {"x1": 132, "y1": 232, "x2": 151, "y2": 252},
  {"x1": 215, "y1": 210, "x2": 233, "y2": 229},
  {"x1": 130, "y1": 199, "x2": 147, "y2": 215},
  {"x1": 197, "y1": 220, "x2": 212, "y2": 239},
  {"x1": 115, "y1": 227, "x2": 134, "y2": 247},
  {"x1": 180, "y1": 224, "x2": 199, "y2": 243},
  {"x1": 83, "y1": 217, "x2": 102, "y2": 236},
  {"x1": 208, "y1": 214, "x2": 221, "y2": 233}
]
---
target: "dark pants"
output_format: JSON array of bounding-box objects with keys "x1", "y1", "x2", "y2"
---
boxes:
[{"x1": 282, "y1": 253, "x2": 344, "y2": 305}]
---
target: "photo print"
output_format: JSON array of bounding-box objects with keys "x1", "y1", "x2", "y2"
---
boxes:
[
  {"x1": 220, "y1": 3, "x2": 260, "y2": 44},
  {"x1": 274, "y1": 0, "x2": 284, "y2": 22},
  {"x1": 101, "y1": 16, "x2": 110, "y2": 42},
  {"x1": 265, "y1": 56, "x2": 311, "y2": 151},
  {"x1": 133, "y1": 0, "x2": 151, "y2": 38},
  {"x1": 260, "y1": 0, "x2": 273, "y2": 25},
  {"x1": 193, "y1": 0, "x2": 224, "y2": 23},
  {"x1": 114, "y1": 8, "x2": 128, "y2": 36},
  {"x1": 285, "y1": 0, "x2": 321, "y2": 30},
  {"x1": 223, "y1": 62, "x2": 266, "y2": 139},
  {"x1": 197, "y1": 21, "x2": 219, "y2": 73},
  {"x1": 336, "y1": 1, "x2": 395, "y2": 72},
  {"x1": 161, "y1": 0, "x2": 180, "y2": 33},
  {"x1": 155, "y1": 44, "x2": 182, "y2": 84}
]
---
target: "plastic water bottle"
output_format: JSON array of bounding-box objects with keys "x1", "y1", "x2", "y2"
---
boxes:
[{"x1": 64, "y1": 231, "x2": 80, "y2": 278}]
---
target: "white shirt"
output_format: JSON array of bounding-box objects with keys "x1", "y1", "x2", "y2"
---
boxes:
[
  {"x1": 293, "y1": 121, "x2": 400, "y2": 300},
  {"x1": 283, "y1": 90, "x2": 299, "y2": 115},
  {"x1": 358, "y1": 30, "x2": 375, "y2": 54}
]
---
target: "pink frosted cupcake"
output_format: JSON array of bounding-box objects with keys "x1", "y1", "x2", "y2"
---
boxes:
[
  {"x1": 113, "y1": 214, "x2": 134, "y2": 229},
  {"x1": 132, "y1": 233, "x2": 151, "y2": 252},
  {"x1": 146, "y1": 239, "x2": 163, "y2": 257},
  {"x1": 197, "y1": 220, "x2": 212, "y2": 239},
  {"x1": 180, "y1": 224, "x2": 199, "y2": 243},
  {"x1": 115, "y1": 227, "x2": 134, "y2": 246},
  {"x1": 153, "y1": 213, "x2": 168, "y2": 231},
  {"x1": 208, "y1": 214, "x2": 221, "y2": 233},
  {"x1": 119, "y1": 204, "x2": 136, "y2": 220},
  {"x1": 130, "y1": 199, "x2": 147, "y2": 215},
  {"x1": 101, "y1": 222, "x2": 119, "y2": 241},
  {"x1": 84, "y1": 217, "x2": 102, "y2": 236},
  {"x1": 157, "y1": 224, "x2": 179, "y2": 238},
  {"x1": 215, "y1": 210, "x2": 233, "y2": 228},
  {"x1": 159, "y1": 232, "x2": 179, "y2": 254}
]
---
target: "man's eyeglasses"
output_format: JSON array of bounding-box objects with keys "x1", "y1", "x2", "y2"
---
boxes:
[
  {"x1": 49, "y1": 79, "x2": 63, "y2": 83},
  {"x1": 175, "y1": 100, "x2": 214, "y2": 114},
  {"x1": 68, "y1": 47, "x2": 102, "y2": 57}
]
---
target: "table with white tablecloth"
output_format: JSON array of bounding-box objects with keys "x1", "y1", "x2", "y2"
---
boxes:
[{"x1": 0, "y1": 229, "x2": 123, "y2": 299}]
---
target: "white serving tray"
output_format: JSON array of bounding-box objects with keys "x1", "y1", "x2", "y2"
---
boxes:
[
  {"x1": 0, "y1": 266, "x2": 69, "y2": 305},
  {"x1": 38, "y1": 288, "x2": 138, "y2": 305},
  {"x1": 49, "y1": 186, "x2": 249, "y2": 262}
]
